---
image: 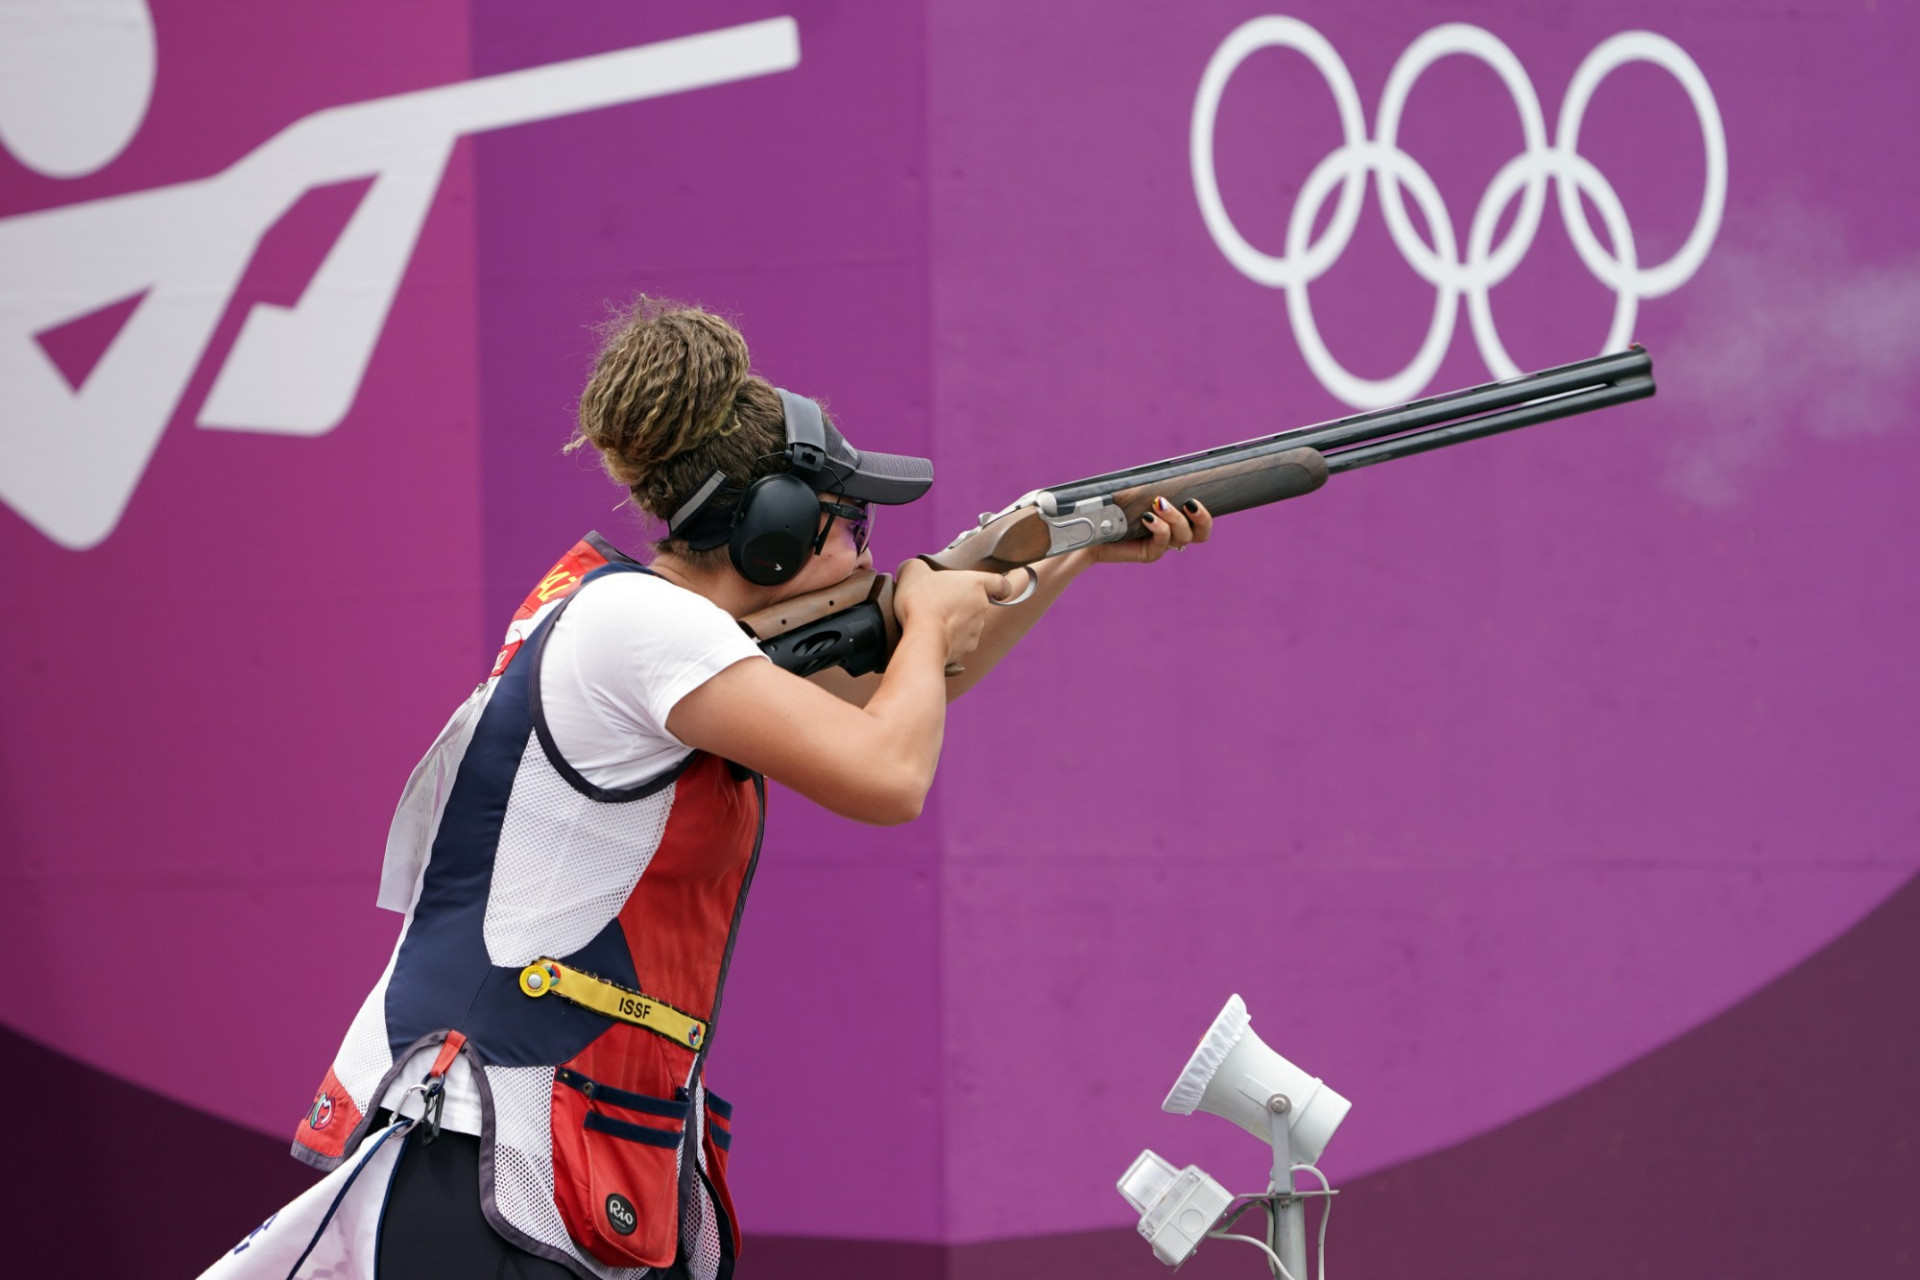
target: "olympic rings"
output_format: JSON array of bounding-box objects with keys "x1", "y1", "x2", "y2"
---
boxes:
[{"x1": 1191, "y1": 17, "x2": 1726, "y2": 406}]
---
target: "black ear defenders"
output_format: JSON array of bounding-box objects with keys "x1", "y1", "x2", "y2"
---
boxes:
[
  {"x1": 727, "y1": 471, "x2": 820, "y2": 585},
  {"x1": 666, "y1": 390, "x2": 833, "y2": 587},
  {"x1": 729, "y1": 390, "x2": 831, "y2": 586}
]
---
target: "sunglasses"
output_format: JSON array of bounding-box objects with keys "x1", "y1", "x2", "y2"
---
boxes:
[{"x1": 815, "y1": 499, "x2": 872, "y2": 556}]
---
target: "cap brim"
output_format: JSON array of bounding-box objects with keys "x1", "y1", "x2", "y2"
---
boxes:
[
  {"x1": 815, "y1": 422, "x2": 933, "y2": 504},
  {"x1": 829, "y1": 448, "x2": 934, "y2": 504}
]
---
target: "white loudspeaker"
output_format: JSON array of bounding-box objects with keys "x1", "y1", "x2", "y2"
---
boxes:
[{"x1": 1161, "y1": 994, "x2": 1351, "y2": 1165}]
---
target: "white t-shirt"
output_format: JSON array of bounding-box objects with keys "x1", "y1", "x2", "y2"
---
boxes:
[
  {"x1": 538, "y1": 570, "x2": 769, "y2": 788},
  {"x1": 377, "y1": 570, "x2": 765, "y2": 1136}
]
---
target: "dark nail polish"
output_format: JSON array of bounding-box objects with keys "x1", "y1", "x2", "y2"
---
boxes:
[
  {"x1": 1141, "y1": 511, "x2": 1157, "y2": 525},
  {"x1": 1183, "y1": 499, "x2": 1201, "y2": 515}
]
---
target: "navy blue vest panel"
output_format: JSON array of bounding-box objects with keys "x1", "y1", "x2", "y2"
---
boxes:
[{"x1": 383, "y1": 579, "x2": 646, "y2": 1067}]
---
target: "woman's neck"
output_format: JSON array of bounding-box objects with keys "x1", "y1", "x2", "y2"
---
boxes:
[{"x1": 647, "y1": 552, "x2": 769, "y2": 619}]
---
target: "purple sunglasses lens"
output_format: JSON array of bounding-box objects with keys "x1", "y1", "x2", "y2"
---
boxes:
[{"x1": 816, "y1": 501, "x2": 872, "y2": 554}]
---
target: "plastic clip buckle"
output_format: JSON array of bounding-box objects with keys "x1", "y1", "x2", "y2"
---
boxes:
[{"x1": 420, "y1": 1079, "x2": 446, "y2": 1145}]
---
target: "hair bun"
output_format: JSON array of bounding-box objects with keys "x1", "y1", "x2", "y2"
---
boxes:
[{"x1": 575, "y1": 300, "x2": 754, "y2": 486}]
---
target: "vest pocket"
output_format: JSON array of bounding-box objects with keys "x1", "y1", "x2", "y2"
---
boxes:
[{"x1": 550, "y1": 1067, "x2": 688, "y2": 1268}]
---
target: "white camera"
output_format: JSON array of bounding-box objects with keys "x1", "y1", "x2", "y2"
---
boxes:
[{"x1": 1117, "y1": 1150, "x2": 1234, "y2": 1267}]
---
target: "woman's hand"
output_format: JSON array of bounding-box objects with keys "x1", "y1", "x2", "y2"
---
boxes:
[
  {"x1": 1090, "y1": 496, "x2": 1214, "y2": 564},
  {"x1": 893, "y1": 558, "x2": 1014, "y2": 667},
  {"x1": 666, "y1": 558, "x2": 1014, "y2": 825},
  {"x1": 669, "y1": 562, "x2": 1011, "y2": 827}
]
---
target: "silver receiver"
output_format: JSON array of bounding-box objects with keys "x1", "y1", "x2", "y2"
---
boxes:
[
  {"x1": 942, "y1": 490, "x2": 1132, "y2": 558},
  {"x1": 1034, "y1": 494, "x2": 1130, "y2": 555}
]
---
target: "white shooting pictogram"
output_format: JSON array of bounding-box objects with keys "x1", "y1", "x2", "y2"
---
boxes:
[
  {"x1": 1191, "y1": 17, "x2": 1726, "y2": 408},
  {"x1": 0, "y1": 12, "x2": 801, "y2": 550}
]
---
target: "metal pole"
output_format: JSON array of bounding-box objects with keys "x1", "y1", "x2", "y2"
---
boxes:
[
  {"x1": 1266, "y1": 1187, "x2": 1309, "y2": 1280},
  {"x1": 1265, "y1": 1097, "x2": 1310, "y2": 1280}
]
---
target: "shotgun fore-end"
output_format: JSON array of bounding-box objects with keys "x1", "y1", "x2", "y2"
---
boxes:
[{"x1": 1109, "y1": 447, "x2": 1328, "y2": 530}]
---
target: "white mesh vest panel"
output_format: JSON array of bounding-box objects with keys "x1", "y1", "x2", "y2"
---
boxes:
[
  {"x1": 329, "y1": 941, "x2": 401, "y2": 1116},
  {"x1": 483, "y1": 731, "x2": 678, "y2": 966}
]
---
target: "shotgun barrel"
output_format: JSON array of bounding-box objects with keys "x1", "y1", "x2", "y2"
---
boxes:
[{"x1": 1042, "y1": 347, "x2": 1653, "y2": 512}]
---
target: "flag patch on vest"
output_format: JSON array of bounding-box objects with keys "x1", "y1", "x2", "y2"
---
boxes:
[
  {"x1": 292, "y1": 1066, "x2": 363, "y2": 1161},
  {"x1": 491, "y1": 539, "x2": 613, "y2": 676}
]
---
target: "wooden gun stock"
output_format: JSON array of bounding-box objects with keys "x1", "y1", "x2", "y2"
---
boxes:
[{"x1": 738, "y1": 570, "x2": 898, "y2": 679}]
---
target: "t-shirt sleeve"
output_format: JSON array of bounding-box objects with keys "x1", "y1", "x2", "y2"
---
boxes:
[
  {"x1": 625, "y1": 587, "x2": 768, "y2": 731},
  {"x1": 539, "y1": 572, "x2": 768, "y2": 788}
]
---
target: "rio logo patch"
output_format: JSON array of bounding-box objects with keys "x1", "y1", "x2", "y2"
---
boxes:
[
  {"x1": 606, "y1": 1192, "x2": 638, "y2": 1236},
  {"x1": 307, "y1": 1089, "x2": 335, "y2": 1131}
]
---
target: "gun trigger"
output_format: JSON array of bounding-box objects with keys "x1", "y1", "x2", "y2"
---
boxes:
[{"x1": 989, "y1": 567, "x2": 1040, "y2": 608}]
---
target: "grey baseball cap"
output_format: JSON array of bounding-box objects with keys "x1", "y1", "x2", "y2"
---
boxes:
[{"x1": 780, "y1": 389, "x2": 933, "y2": 505}]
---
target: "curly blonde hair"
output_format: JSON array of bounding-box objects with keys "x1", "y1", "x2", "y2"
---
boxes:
[{"x1": 569, "y1": 297, "x2": 791, "y2": 563}]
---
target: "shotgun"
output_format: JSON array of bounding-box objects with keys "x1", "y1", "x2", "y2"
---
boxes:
[{"x1": 741, "y1": 347, "x2": 1655, "y2": 677}]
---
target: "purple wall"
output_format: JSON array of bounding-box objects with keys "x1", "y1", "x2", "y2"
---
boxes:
[
  {"x1": 923, "y1": 0, "x2": 1920, "y2": 1240},
  {"x1": 2, "y1": 0, "x2": 1916, "y2": 1268},
  {"x1": 0, "y1": 0, "x2": 489, "y2": 1175}
]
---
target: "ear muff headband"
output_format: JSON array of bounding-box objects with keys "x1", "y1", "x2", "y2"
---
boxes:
[{"x1": 777, "y1": 389, "x2": 829, "y2": 474}]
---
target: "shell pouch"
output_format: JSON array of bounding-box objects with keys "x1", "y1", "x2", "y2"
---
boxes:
[
  {"x1": 549, "y1": 1066, "x2": 688, "y2": 1268},
  {"x1": 702, "y1": 1089, "x2": 742, "y2": 1257}
]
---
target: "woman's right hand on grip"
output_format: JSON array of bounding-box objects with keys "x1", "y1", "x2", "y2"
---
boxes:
[{"x1": 893, "y1": 560, "x2": 1011, "y2": 668}]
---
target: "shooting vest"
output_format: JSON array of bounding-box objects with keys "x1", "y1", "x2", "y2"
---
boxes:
[{"x1": 292, "y1": 534, "x2": 763, "y2": 1280}]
